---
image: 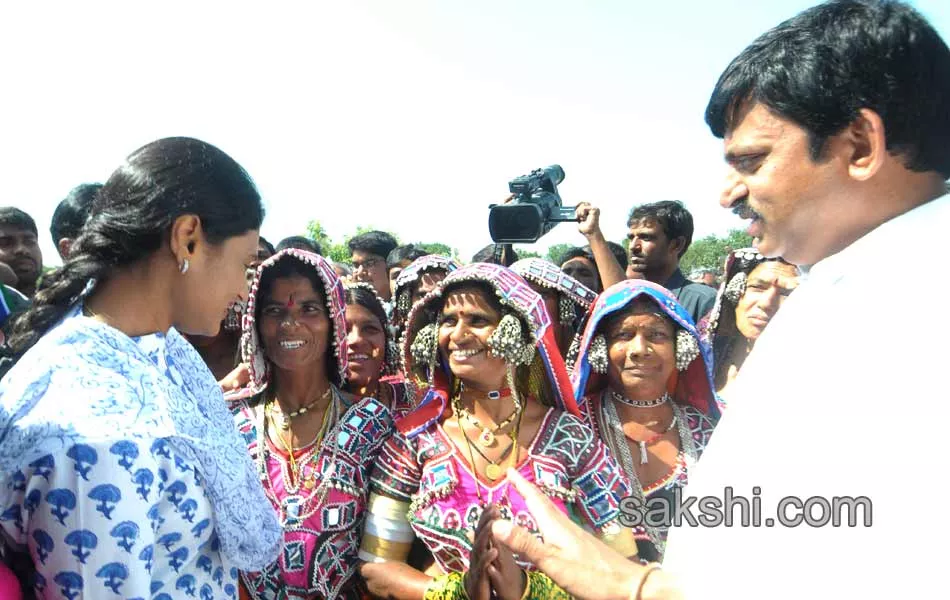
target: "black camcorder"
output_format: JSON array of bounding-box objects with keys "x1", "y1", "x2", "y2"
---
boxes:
[{"x1": 488, "y1": 165, "x2": 577, "y2": 243}]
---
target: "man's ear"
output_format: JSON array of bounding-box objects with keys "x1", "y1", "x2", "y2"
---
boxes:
[
  {"x1": 845, "y1": 108, "x2": 887, "y2": 182},
  {"x1": 668, "y1": 236, "x2": 687, "y2": 260}
]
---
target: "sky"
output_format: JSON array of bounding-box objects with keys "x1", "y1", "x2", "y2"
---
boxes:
[{"x1": 2, "y1": 0, "x2": 949, "y2": 267}]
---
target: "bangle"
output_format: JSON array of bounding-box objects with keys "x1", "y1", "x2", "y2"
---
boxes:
[
  {"x1": 630, "y1": 563, "x2": 662, "y2": 600},
  {"x1": 519, "y1": 569, "x2": 531, "y2": 600}
]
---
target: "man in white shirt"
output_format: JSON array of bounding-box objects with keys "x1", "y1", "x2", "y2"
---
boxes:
[
  {"x1": 660, "y1": 0, "x2": 950, "y2": 597},
  {"x1": 487, "y1": 1, "x2": 950, "y2": 599}
]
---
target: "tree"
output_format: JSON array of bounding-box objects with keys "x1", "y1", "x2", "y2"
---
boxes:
[
  {"x1": 545, "y1": 243, "x2": 575, "y2": 265},
  {"x1": 417, "y1": 242, "x2": 457, "y2": 259},
  {"x1": 680, "y1": 229, "x2": 754, "y2": 274},
  {"x1": 513, "y1": 246, "x2": 541, "y2": 260},
  {"x1": 305, "y1": 220, "x2": 333, "y2": 253}
]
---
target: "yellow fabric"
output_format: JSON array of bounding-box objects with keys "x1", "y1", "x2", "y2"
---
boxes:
[{"x1": 423, "y1": 572, "x2": 469, "y2": 600}]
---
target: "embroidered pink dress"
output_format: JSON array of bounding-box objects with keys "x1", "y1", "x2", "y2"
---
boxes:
[
  {"x1": 370, "y1": 406, "x2": 630, "y2": 574},
  {"x1": 233, "y1": 393, "x2": 392, "y2": 599}
]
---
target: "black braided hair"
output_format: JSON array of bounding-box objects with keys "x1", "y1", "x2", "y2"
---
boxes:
[{"x1": 8, "y1": 137, "x2": 264, "y2": 355}]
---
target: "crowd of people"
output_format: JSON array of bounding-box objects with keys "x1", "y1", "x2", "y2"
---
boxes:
[{"x1": 0, "y1": 0, "x2": 947, "y2": 598}]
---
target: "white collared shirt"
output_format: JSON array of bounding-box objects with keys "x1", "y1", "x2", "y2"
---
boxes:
[{"x1": 662, "y1": 193, "x2": 950, "y2": 599}]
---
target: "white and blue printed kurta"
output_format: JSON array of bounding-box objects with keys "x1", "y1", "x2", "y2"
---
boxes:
[{"x1": 0, "y1": 307, "x2": 281, "y2": 599}]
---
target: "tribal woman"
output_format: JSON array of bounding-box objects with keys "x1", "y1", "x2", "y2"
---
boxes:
[
  {"x1": 343, "y1": 281, "x2": 414, "y2": 416},
  {"x1": 509, "y1": 257, "x2": 597, "y2": 364},
  {"x1": 571, "y1": 279, "x2": 720, "y2": 561},
  {"x1": 225, "y1": 249, "x2": 393, "y2": 599},
  {"x1": 359, "y1": 263, "x2": 639, "y2": 600},
  {"x1": 391, "y1": 254, "x2": 460, "y2": 333},
  {"x1": 697, "y1": 248, "x2": 799, "y2": 394}
]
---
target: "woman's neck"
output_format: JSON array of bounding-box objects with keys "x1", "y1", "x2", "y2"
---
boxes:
[
  {"x1": 349, "y1": 377, "x2": 380, "y2": 400},
  {"x1": 272, "y1": 366, "x2": 331, "y2": 413},
  {"x1": 610, "y1": 385, "x2": 673, "y2": 426},
  {"x1": 458, "y1": 376, "x2": 511, "y2": 424},
  {"x1": 84, "y1": 265, "x2": 174, "y2": 337}
]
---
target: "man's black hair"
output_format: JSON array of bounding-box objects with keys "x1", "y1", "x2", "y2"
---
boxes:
[
  {"x1": 627, "y1": 201, "x2": 695, "y2": 258},
  {"x1": 387, "y1": 244, "x2": 428, "y2": 269},
  {"x1": 276, "y1": 236, "x2": 322, "y2": 255},
  {"x1": 348, "y1": 230, "x2": 398, "y2": 259},
  {"x1": 0, "y1": 207, "x2": 38, "y2": 236},
  {"x1": 706, "y1": 0, "x2": 950, "y2": 178}
]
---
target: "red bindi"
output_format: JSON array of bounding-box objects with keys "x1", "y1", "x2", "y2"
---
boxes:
[{"x1": 286, "y1": 294, "x2": 295, "y2": 309}]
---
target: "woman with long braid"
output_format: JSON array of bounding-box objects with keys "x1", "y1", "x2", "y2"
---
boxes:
[{"x1": 0, "y1": 137, "x2": 281, "y2": 599}]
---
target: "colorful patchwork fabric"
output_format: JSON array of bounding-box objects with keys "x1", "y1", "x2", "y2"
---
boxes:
[
  {"x1": 510, "y1": 258, "x2": 597, "y2": 310},
  {"x1": 232, "y1": 394, "x2": 393, "y2": 599},
  {"x1": 365, "y1": 408, "x2": 632, "y2": 574},
  {"x1": 393, "y1": 255, "x2": 461, "y2": 322}
]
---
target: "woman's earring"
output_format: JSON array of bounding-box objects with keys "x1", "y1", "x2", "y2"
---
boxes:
[
  {"x1": 487, "y1": 314, "x2": 534, "y2": 366},
  {"x1": 723, "y1": 272, "x2": 747, "y2": 303},
  {"x1": 179, "y1": 259, "x2": 190, "y2": 275},
  {"x1": 410, "y1": 323, "x2": 439, "y2": 369},
  {"x1": 675, "y1": 329, "x2": 700, "y2": 371},
  {"x1": 588, "y1": 334, "x2": 609, "y2": 374},
  {"x1": 558, "y1": 295, "x2": 575, "y2": 325}
]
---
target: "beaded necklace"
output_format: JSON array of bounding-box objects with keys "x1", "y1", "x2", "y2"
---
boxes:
[
  {"x1": 256, "y1": 386, "x2": 344, "y2": 528},
  {"x1": 600, "y1": 389, "x2": 697, "y2": 556}
]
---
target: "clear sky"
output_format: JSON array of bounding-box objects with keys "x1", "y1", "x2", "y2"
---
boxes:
[{"x1": 3, "y1": 0, "x2": 948, "y2": 267}]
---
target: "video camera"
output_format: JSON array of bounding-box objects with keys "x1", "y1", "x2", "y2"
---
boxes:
[{"x1": 488, "y1": 165, "x2": 577, "y2": 243}]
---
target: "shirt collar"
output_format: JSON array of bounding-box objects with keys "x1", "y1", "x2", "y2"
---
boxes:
[{"x1": 804, "y1": 192, "x2": 950, "y2": 285}]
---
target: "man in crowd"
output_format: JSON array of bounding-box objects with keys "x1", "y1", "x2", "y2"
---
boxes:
[
  {"x1": 626, "y1": 200, "x2": 715, "y2": 323},
  {"x1": 559, "y1": 240, "x2": 628, "y2": 293},
  {"x1": 276, "y1": 235, "x2": 322, "y2": 254},
  {"x1": 386, "y1": 243, "x2": 427, "y2": 297},
  {"x1": 50, "y1": 183, "x2": 101, "y2": 261},
  {"x1": 348, "y1": 230, "x2": 398, "y2": 302},
  {"x1": 489, "y1": 1, "x2": 950, "y2": 598},
  {"x1": 0, "y1": 207, "x2": 43, "y2": 298}
]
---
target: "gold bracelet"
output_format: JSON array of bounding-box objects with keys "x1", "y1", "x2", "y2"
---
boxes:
[
  {"x1": 519, "y1": 569, "x2": 531, "y2": 600},
  {"x1": 630, "y1": 563, "x2": 662, "y2": 600}
]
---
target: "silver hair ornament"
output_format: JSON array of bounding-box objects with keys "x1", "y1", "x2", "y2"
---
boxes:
[
  {"x1": 723, "y1": 272, "x2": 747, "y2": 303},
  {"x1": 487, "y1": 313, "x2": 534, "y2": 366},
  {"x1": 588, "y1": 334, "x2": 609, "y2": 374},
  {"x1": 410, "y1": 323, "x2": 439, "y2": 369},
  {"x1": 675, "y1": 329, "x2": 700, "y2": 371}
]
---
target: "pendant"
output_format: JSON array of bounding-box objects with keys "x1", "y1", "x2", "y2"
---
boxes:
[
  {"x1": 304, "y1": 478, "x2": 315, "y2": 490},
  {"x1": 639, "y1": 442, "x2": 649, "y2": 465},
  {"x1": 283, "y1": 495, "x2": 303, "y2": 526},
  {"x1": 478, "y1": 429, "x2": 495, "y2": 447},
  {"x1": 485, "y1": 463, "x2": 502, "y2": 480}
]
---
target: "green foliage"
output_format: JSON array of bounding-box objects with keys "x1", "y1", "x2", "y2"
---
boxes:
[
  {"x1": 304, "y1": 220, "x2": 460, "y2": 264},
  {"x1": 513, "y1": 246, "x2": 541, "y2": 260},
  {"x1": 417, "y1": 243, "x2": 458, "y2": 260},
  {"x1": 679, "y1": 229, "x2": 753, "y2": 274},
  {"x1": 545, "y1": 243, "x2": 575, "y2": 266}
]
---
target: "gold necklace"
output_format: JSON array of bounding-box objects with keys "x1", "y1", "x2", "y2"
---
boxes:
[
  {"x1": 457, "y1": 384, "x2": 520, "y2": 447},
  {"x1": 454, "y1": 394, "x2": 523, "y2": 485},
  {"x1": 269, "y1": 394, "x2": 334, "y2": 490},
  {"x1": 269, "y1": 386, "x2": 332, "y2": 431}
]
